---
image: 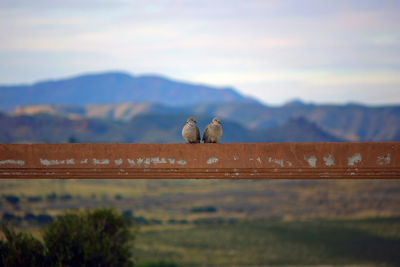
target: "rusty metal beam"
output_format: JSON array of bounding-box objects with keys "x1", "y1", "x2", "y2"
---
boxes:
[{"x1": 0, "y1": 143, "x2": 399, "y2": 179}]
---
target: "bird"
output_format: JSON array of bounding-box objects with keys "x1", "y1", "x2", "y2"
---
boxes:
[
  {"x1": 203, "y1": 117, "x2": 222, "y2": 143},
  {"x1": 182, "y1": 117, "x2": 201, "y2": 143}
]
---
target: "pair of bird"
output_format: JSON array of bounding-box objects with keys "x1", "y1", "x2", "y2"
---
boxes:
[{"x1": 182, "y1": 117, "x2": 222, "y2": 143}]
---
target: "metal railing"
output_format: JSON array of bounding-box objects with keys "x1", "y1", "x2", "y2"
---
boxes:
[{"x1": 0, "y1": 143, "x2": 399, "y2": 179}]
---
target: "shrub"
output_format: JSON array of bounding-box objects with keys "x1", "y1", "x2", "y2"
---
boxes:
[
  {"x1": 27, "y1": 196, "x2": 43, "y2": 203},
  {"x1": 2, "y1": 212, "x2": 17, "y2": 221},
  {"x1": 134, "y1": 216, "x2": 149, "y2": 225},
  {"x1": 0, "y1": 208, "x2": 137, "y2": 266},
  {"x1": 60, "y1": 194, "x2": 72, "y2": 201},
  {"x1": 190, "y1": 206, "x2": 217, "y2": 213},
  {"x1": 24, "y1": 212, "x2": 37, "y2": 222},
  {"x1": 44, "y1": 208, "x2": 136, "y2": 266},
  {"x1": 46, "y1": 193, "x2": 57, "y2": 202},
  {"x1": 0, "y1": 224, "x2": 46, "y2": 266},
  {"x1": 4, "y1": 195, "x2": 20, "y2": 205},
  {"x1": 123, "y1": 210, "x2": 134, "y2": 222},
  {"x1": 36, "y1": 214, "x2": 53, "y2": 225}
]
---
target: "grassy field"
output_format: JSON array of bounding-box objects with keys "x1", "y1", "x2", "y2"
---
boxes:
[
  {"x1": 134, "y1": 217, "x2": 400, "y2": 266},
  {"x1": 1, "y1": 179, "x2": 400, "y2": 221},
  {"x1": 1, "y1": 179, "x2": 400, "y2": 266}
]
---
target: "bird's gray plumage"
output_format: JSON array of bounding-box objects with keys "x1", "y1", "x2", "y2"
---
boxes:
[
  {"x1": 203, "y1": 117, "x2": 222, "y2": 143},
  {"x1": 182, "y1": 117, "x2": 200, "y2": 143}
]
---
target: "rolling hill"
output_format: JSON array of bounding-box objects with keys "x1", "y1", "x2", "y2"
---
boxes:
[
  {"x1": 0, "y1": 113, "x2": 342, "y2": 143},
  {"x1": 12, "y1": 101, "x2": 400, "y2": 141}
]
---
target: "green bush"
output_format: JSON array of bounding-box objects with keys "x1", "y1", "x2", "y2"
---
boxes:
[
  {"x1": 0, "y1": 224, "x2": 46, "y2": 266},
  {"x1": 46, "y1": 193, "x2": 57, "y2": 202},
  {"x1": 27, "y1": 196, "x2": 43, "y2": 203},
  {"x1": 1, "y1": 208, "x2": 137, "y2": 266},
  {"x1": 44, "y1": 208, "x2": 136, "y2": 266},
  {"x1": 59, "y1": 194, "x2": 72, "y2": 201},
  {"x1": 4, "y1": 195, "x2": 20, "y2": 205},
  {"x1": 190, "y1": 206, "x2": 217, "y2": 213},
  {"x1": 36, "y1": 214, "x2": 53, "y2": 225}
]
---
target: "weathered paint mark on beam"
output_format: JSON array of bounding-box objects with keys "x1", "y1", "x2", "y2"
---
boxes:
[{"x1": 0, "y1": 143, "x2": 399, "y2": 179}]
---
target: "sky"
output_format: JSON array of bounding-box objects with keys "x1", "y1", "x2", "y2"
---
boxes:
[{"x1": 0, "y1": 0, "x2": 399, "y2": 105}]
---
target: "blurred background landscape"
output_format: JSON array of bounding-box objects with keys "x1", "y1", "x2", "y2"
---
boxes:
[
  {"x1": 1, "y1": 71, "x2": 400, "y2": 143},
  {"x1": 1, "y1": 0, "x2": 400, "y2": 266}
]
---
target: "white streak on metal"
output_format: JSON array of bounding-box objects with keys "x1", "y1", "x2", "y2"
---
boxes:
[
  {"x1": 92, "y1": 158, "x2": 110, "y2": 165},
  {"x1": 268, "y1": 157, "x2": 284, "y2": 167},
  {"x1": 41, "y1": 159, "x2": 75, "y2": 166},
  {"x1": 304, "y1": 155, "x2": 317, "y2": 168},
  {"x1": 377, "y1": 154, "x2": 391, "y2": 165},
  {"x1": 114, "y1": 158, "x2": 123, "y2": 166},
  {"x1": 40, "y1": 159, "x2": 60, "y2": 166},
  {"x1": 137, "y1": 158, "x2": 143, "y2": 167},
  {"x1": 127, "y1": 159, "x2": 135, "y2": 167},
  {"x1": 348, "y1": 153, "x2": 362, "y2": 166},
  {"x1": 80, "y1": 159, "x2": 88, "y2": 164},
  {"x1": 168, "y1": 158, "x2": 175, "y2": 164},
  {"x1": 0, "y1": 159, "x2": 25, "y2": 166},
  {"x1": 207, "y1": 157, "x2": 219, "y2": 164},
  {"x1": 151, "y1": 157, "x2": 167, "y2": 164},
  {"x1": 323, "y1": 154, "x2": 335, "y2": 166},
  {"x1": 286, "y1": 161, "x2": 293, "y2": 167},
  {"x1": 233, "y1": 156, "x2": 239, "y2": 160},
  {"x1": 177, "y1": 159, "x2": 187, "y2": 165},
  {"x1": 249, "y1": 158, "x2": 254, "y2": 161},
  {"x1": 144, "y1": 158, "x2": 151, "y2": 167},
  {"x1": 256, "y1": 157, "x2": 262, "y2": 164}
]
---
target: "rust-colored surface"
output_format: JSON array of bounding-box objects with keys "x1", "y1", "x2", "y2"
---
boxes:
[{"x1": 0, "y1": 143, "x2": 399, "y2": 179}]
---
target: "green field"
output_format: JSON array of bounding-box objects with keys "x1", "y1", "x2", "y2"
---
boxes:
[
  {"x1": 135, "y1": 218, "x2": 400, "y2": 266},
  {"x1": 1, "y1": 179, "x2": 400, "y2": 266}
]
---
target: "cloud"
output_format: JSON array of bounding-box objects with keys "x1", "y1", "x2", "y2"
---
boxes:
[{"x1": 0, "y1": 0, "x2": 399, "y2": 104}]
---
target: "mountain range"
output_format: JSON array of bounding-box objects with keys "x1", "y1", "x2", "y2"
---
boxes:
[
  {"x1": 0, "y1": 113, "x2": 342, "y2": 143},
  {"x1": 10, "y1": 101, "x2": 400, "y2": 142},
  {"x1": 0, "y1": 72, "x2": 254, "y2": 110},
  {"x1": 1, "y1": 71, "x2": 400, "y2": 143}
]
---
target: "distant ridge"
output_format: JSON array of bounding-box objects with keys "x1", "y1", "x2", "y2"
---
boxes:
[
  {"x1": 0, "y1": 72, "x2": 256, "y2": 110},
  {"x1": 0, "y1": 112, "x2": 342, "y2": 143},
  {"x1": 10, "y1": 101, "x2": 400, "y2": 141}
]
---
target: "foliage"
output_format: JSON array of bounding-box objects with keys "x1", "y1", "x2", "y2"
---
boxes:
[
  {"x1": 27, "y1": 196, "x2": 42, "y2": 203},
  {"x1": 0, "y1": 224, "x2": 46, "y2": 266},
  {"x1": 190, "y1": 205, "x2": 217, "y2": 213},
  {"x1": 4, "y1": 195, "x2": 19, "y2": 205},
  {"x1": 0, "y1": 208, "x2": 137, "y2": 267},
  {"x1": 46, "y1": 193, "x2": 57, "y2": 202},
  {"x1": 44, "y1": 208, "x2": 136, "y2": 266}
]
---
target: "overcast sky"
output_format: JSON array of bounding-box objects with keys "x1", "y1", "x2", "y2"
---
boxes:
[{"x1": 0, "y1": 0, "x2": 399, "y2": 105}]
